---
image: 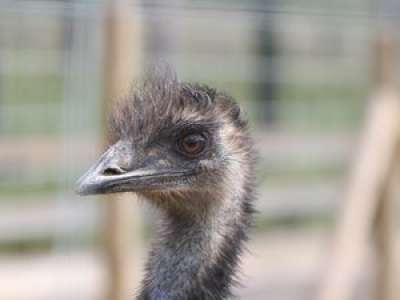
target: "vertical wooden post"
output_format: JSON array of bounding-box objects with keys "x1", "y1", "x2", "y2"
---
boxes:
[
  {"x1": 102, "y1": 1, "x2": 142, "y2": 300},
  {"x1": 374, "y1": 33, "x2": 400, "y2": 300},
  {"x1": 376, "y1": 150, "x2": 400, "y2": 300},
  {"x1": 317, "y1": 33, "x2": 400, "y2": 300}
]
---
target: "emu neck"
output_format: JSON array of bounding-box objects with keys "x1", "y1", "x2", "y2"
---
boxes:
[{"x1": 138, "y1": 191, "x2": 251, "y2": 300}]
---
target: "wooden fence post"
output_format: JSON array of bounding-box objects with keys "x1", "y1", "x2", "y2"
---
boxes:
[
  {"x1": 317, "y1": 33, "x2": 400, "y2": 300},
  {"x1": 102, "y1": 1, "x2": 143, "y2": 300},
  {"x1": 374, "y1": 33, "x2": 400, "y2": 300},
  {"x1": 376, "y1": 146, "x2": 400, "y2": 300}
]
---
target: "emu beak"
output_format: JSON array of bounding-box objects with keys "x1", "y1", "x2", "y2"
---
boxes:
[{"x1": 76, "y1": 141, "x2": 190, "y2": 196}]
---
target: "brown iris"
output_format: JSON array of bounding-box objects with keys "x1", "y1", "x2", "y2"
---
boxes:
[{"x1": 178, "y1": 133, "x2": 207, "y2": 156}]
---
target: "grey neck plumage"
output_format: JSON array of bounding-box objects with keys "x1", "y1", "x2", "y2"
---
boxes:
[{"x1": 137, "y1": 191, "x2": 253, "y2": 300}]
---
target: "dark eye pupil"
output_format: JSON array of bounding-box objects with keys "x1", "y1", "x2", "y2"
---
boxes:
[
  {"x1": 183, "y1": 138, "x2": 200, "y2": 151},
  {"x1": 179, "y1": 134, "x2": 206, "y2": 155},
  {"x1": 185, "y1": 140, "x2": 198, "y2": 148}
]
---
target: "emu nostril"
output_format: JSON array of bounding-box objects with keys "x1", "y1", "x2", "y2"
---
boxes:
[{"x1": 102, "y1": 166, "x2": 126, "y2": 176}]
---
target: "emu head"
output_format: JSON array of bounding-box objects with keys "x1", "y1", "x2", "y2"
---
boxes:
[{"x1": 77, "y1": 72, "x2": 253, "y2": 213}]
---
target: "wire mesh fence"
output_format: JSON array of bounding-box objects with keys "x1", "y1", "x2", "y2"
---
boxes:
[{"x1": 1, "y1": 1, "x2": 398, "y2": 299}]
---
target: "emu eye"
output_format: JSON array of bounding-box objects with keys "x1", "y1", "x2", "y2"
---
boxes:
[{"x1": 177, "y1": 133, "x2": 207, "y2": 156}]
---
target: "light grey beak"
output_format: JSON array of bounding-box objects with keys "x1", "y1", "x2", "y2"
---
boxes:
[{"x1": 76, "y1": 141, "x2": 192, "y2": 196}]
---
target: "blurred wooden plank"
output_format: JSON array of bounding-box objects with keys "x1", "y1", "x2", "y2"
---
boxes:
[
  {"x1": 318, "y1": 34, "x2": 400, "y2": 300},
  {"x1": 371, "y1": 32, "x2": 400, "y2": 300},
  {"x1": 102, "y1": 1, "x2": 142, "y2": 300},
  {"x1": 376, "y1": 147, "x2": 400, "y2": 300},
  {"x1": 318, "y1": 88, "x2": 400, "y2": 300}
]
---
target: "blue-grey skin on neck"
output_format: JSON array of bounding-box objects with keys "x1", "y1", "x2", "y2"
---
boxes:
[{"x1": 76, "y1": 70, "x2": 256, "y2": 300}]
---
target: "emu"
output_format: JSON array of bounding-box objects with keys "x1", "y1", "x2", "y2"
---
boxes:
[{"x1": 76, "y1": 70, "x2": 256, "y2": 300}]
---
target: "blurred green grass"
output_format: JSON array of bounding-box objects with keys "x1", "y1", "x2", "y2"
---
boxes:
[
  {"x1": 0, "y1": 69, "x2": 365, "y2": 252},
  {"x1": 0, "y1": 182, "x2": 58, "y2": 199},
  {"x1": 2, "y1": 74, "x2": 63, "y2": 104},
  {"x1": 1, "y1": 71, "x2": 368, "y2": 135},
  {"x1": 0, "y1": 214, "x2": 333, "y2": 254}
]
